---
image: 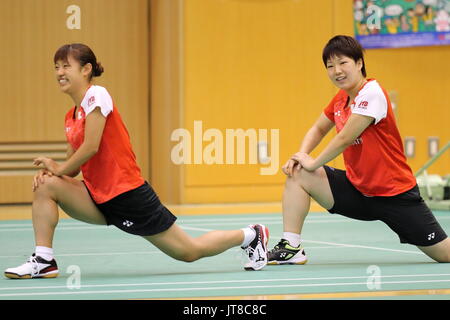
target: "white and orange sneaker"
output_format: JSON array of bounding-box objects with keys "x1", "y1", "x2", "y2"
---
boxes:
[
  {"x1": 4, "y1": 253, "x2": 59, "y2": 279},
  {"x1": 242, "y1": 224, "x2": 269, "y2": 271}
]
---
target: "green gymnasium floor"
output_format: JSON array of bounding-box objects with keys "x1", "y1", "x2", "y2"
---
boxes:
[{"x1": 1, "y1": 211, "x2": 450, "y2": 300}]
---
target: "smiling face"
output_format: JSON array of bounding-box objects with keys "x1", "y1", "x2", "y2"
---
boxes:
[
  {"x1": 326, "y1": 55, "x2": 364, "y2": 91},
  {"x1": 54, "y1": 54, "x2": 92, "y2": 96}
]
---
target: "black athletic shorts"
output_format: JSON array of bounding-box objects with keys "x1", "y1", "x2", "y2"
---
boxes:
[
  {"x1": 85, "y1": 181, "x2": 177, "y2": 236},
  {"x1": 323, "y1": 166, "x2": 447, "y2": 246}
]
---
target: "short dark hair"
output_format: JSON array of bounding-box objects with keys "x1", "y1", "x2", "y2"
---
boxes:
[
  {"x1": 322, "y1": 35, "x2": 366, "y2": 77},
  {"x1": 54, "y1": 43, "x2": 104, "y2": 80}
]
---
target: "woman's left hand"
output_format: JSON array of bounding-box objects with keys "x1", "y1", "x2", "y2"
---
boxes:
[
  {"x1": 290, "y1": 153, "x2": 317, "y2": 172},
  {"x1": 33, "y1": 157, "x2": 62, "y2": 176}
]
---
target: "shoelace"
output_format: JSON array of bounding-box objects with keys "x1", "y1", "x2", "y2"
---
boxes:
[
  {"x1": 269, "y1": 240, "x2": 288, "y2": 253},
  {"x1": 235, "y1": 249, "x2": 249, "y2": 265},
  {"x1": 236, "y1": 246, "x2": 257, "y2": 266},
  {"x1": 28, "y1": 255, "x2": 40, "y2": 277},
  {"x1": 244, "y1": 246, "x2": 256, "y2": 260}
]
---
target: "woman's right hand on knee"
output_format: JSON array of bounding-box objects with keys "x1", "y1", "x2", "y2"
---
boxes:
[
  {"x1": 282, "y1": 158, "x2": 301, "y2": 177},
  {"x1": 32, "y1": 169, "x2": 53, "y2": 192},
  {"x1": 283, "y1": 152, "x2": 310, "y2": 177}
]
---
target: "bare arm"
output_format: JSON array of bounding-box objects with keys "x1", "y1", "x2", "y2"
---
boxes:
[
  {"x1": 298, "y1": 113, "x2": 335, "y2": 154},
  {"x1": 34, "y1": 107, "x2": 106, "y2": 176},
  {"x1": 294, "y1": 113, "x2": 374, "y2": 171},
  {"x1": 283, "y1": 113, "x2": 335, "y2": 176},
  {"x1": 64, "y1": 144, "x2": 80, "y2": 177}
]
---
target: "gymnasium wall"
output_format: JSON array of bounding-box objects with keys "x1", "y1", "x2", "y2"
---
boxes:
[
  {"x1": 180, "y1": 0, "x2": 338, "y2": 203},
  {"x1": 0, "y1": 0, "x2": 149, "y2": 203},
  {"x1": 152, "y1": 0, "x2": 449, "y2": 204},
  {"x1": 0, "y1": 0, "x2": 448, "y2": 205}
]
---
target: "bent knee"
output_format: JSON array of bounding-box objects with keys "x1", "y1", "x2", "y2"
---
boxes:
[
  {"x1": 286, "y1": 167, "x2": 320, "y2": 186},
  {"x1": 33, "y1": 175, "x2": 63, "y2": 197},
  {"x1": 174, "y1": 242, "x2": 206, "y2": 263},
  {"x1": 174, "y1": 251, "x2": 200, "y2": 263}
]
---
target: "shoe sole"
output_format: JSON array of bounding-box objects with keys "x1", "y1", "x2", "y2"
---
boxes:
[
  {"x1": 244, "y1": 224, "x2": 269, "y2": 271},
  {"x1": 4, "y1": 271, "x2": 59, "y2": 279},
  {"x1": 267, "y1": 258, "x2": 308, "y2": 265}
]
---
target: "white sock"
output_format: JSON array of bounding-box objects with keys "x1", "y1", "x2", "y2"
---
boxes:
[
  {"x1": 283, "y1": 232, "x2": 301, "y2": 247},
  {"x1": 240, "y1": 227, "x2": 256, "y2": 248},
  {"x1": 35, "y1": 246, "x2": 54, "y2": 261}
]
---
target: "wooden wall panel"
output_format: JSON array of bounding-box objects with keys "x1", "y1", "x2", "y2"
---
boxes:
[
  {"x1": 150, "y1": 0, "x2": 184, "y2": 204},
  {"x1": 181, "y1": 0, "x2": 337, "y2": 202},
  {"x1": 0, "y1": 0, "x2": 149, "y2": 203},
  {"x1": 151, "y1": 0, "x2": 448, "y2": 204}
]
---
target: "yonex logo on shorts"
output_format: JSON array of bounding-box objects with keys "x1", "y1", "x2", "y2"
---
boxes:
[
  {"x1": 123, "y1": 220, "x2": 134, "y2": 227},
  {"x1": 428, "y1": 232, "x2": 435, "y2": 240}
]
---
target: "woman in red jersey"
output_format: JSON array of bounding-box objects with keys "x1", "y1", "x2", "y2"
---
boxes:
[
  {"x1": 4, "y1": 43, "x2": 268, "y2": 279},
  {"x1": 267, "y1": 35, "x2": 450, "y2": 265}
]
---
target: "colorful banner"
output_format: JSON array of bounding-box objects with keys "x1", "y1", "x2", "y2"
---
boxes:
[{"x1": 354, "y1": 0, "x2": 450, "y2": 48}]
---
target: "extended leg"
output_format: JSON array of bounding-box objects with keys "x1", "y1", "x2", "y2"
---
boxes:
[
  {"x1": 418, "y1": 238, "x2": 450, "y2": 263},
  {"x1": 143, "y1": 224, "x2": 244, "y2": 262}
]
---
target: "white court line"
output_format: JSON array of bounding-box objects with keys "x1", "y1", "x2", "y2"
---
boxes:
[
  {"x1": 301, "y1": 239, "x2": 424, "y2": 255},
  {"x1": 0, "y1": 251, "x2": 162, "y2": 259},
  {"x1": 171, "y1": 220, "x2": 349, "y2": 227},
  {"x1": 1, "y1": 213, "x2": 448, "y2": 229},
  {"x1": 2, "y1": 273, "x2": 450, "y2": 291},
  {"x1": 0, "y1": 216, "x2": 283, "y2": 228},
  {"x1": 2, "y1": 279, "x2": 450, "y2": 297},
  {"x1": 0, "y1": 226, "x2": 108, "y2": 232},
  {"x1": 180, "y1": 226, "x2": 425, "y2": 256},
  {"x1": 0, "y1": 216, "x2": 284, "y2": 227},
  {"x1": 0, "y1": 222, "x2": 86, "y2": 228},
  {"x1": 2, "y1": 213, "x2": 448, "y2": 226},
  {"x1": 0, "y1": 246, "x2": 342, "y2": 259},
  {"x1": 0, "y1": 225, "x2": 424, "y2": 257},
  {"x1": 176, "y1": 216, "x2": 343, "y2": 223},
  {"x1": 0, "y1": 218, "x2": 348, "y2": 231},
  {"x1": 4, "y1": 210, "x2": 447, "y2": 231}
]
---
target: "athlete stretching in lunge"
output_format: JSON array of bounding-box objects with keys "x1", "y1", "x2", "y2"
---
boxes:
[
  {"x1": 268, "y1": 35, "x2": 450, "y2": 265},
  {"x1": 4, "y1": 43, "x2": 269, "y2": 279}
]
